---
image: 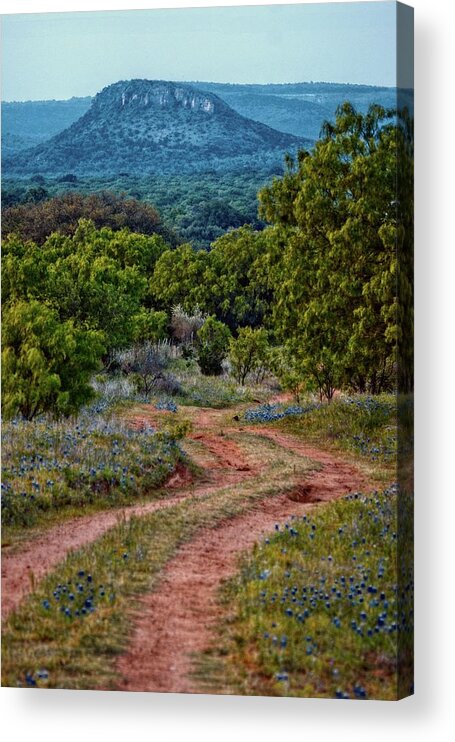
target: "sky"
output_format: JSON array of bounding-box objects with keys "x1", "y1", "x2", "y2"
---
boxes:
[{"x1": 1, "y1": 2, "x2": 400, "y2": 101}]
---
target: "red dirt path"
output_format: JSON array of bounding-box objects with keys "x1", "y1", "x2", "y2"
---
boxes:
[
  {"x1": 2, "y1": 402, "x2": 370, "y2": 697},
  {"x1": 114, "y1": 427, "x2": 369, "y2": 694}
]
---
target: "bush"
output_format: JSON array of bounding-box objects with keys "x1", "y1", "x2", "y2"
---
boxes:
[
  {"x1": 229, "y1": 327, "x2": 270, "y2": 385},
  {"x1": 2, "y1": 299, "x2": 104, "y2": 420},
  {"x1": 132, "y1": 308, "x2": 168, "y2": 343},
  {"x1": 270, "y1": 346, "x2": 306, "y2": 402},
  {"x1": 170, "y1": 304, "x2": 205, "y2": 344},
  {"x1": 116, "y1": 342, "x2": 167, "y2": 396},
  {"x1": 196, "y1": 317, "x2": 232, "y2": 375}
]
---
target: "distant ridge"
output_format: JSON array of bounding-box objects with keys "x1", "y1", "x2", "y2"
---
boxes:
[
  {"x1": 3, "y1": 80, "x2": 308, "y2": 176},
  {"x1": 2, "y1": 82, "x2": 413, "y2": 159}
]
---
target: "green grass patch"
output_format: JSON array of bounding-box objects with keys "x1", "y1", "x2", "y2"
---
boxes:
[
  {"x1": 1, "y1": 409, "x2": 185, "y2": 532},
  {"x1": 270, "y1": 395, "x2": 397, "y2": 480},
  {"x1": 173, "y1": 363, "x2": 272, "y2": 409},
  {"x1": 205, "y1": 485, "x2": 413, "y2": 700}
]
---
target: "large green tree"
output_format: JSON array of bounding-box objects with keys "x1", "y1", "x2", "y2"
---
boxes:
[
  {"x1": 207, "y1": 226, "x2": 273, "y2": 330},
  {"x1": 260, "y1": 103, "x2": 413, "y2": 395},
  {"x1": 196, "y1": 317, "x2": 232, "y2": 375},
  {"x1": 2, "y1": 300, "x2": 104, "y2": 420},
  {"x1": 2, "y1": 220, "x2": 168, "y2": 352}
]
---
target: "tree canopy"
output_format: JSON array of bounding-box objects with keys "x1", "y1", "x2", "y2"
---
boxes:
[
  {"x1": 2, "y1": 300, "x2": 104, "y2": 420},
  {"x1": 2, "y1": 191, "x2": 176, "y2": 246},
  {"x1": 258, "y1": 103, "x2": 413, "y2": 395}
]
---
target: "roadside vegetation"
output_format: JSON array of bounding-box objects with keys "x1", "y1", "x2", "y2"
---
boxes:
[
  {"x1": 209, "y1": 484, "x2": 413, "y2": 700},
  {"x1": 1, "y1": 405, "x2": 186, "y2": 534}
]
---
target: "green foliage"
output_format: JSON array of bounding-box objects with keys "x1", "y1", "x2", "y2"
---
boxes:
[
  {"x1": 196, "y1": 317, "x2": 232, "y2": 375},
  {"x1": 229, "y1": 327, "x2": 270, "y2": 385},
  {"x1": 208, "y1": 226, "x2": 273, "y2": 330},
  {"x1": 1, "y1": 300, "x2": 104, "y2": 420},
  {"x1": 151, "y1": 244, "x2": 210, "y2": 313},
  {"x1": 151, "y1": 226, "x2": 273, "y2": 332},
  {"x1": 3, "y1": 219, "x2": 168, "y2": 353},
  {"x1": 270, "y1": 346, "x2": 307, "y2": 402},
  {"x1": 2, "y1": 171, "x2": 269, "y2": 250},
  {"x1": 259, "y1": 104, "x2": 413, "y2": 396},
  {"x1": 132, "y1": 308, "x2": 168, "y2": 343}
]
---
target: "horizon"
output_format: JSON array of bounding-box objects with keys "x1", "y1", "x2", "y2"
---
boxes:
[
  {"x1": 2, "y1": 77, "x2": 399, "y2": 105},
  {"x1": 1, "y1": 3, "x2": 403, "y2": 102}
]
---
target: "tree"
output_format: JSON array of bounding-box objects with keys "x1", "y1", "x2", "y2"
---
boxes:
[
  {"x1": 270, "y1": 346, "x2": 306, "y2": 402},
  {"x1": 2, "y1": 191, "x2": 176, "y2": 246},
  {"x1": 259, "y1": 103, "x2": 413, "y2": 396},
  {"x1": 132, "y1": 308, "x2": 168, "y2": 343},
  {"x1": 2, "y1": 220, "x2": 161, "y2": 353},
  {"x1": 150, "y1": 244, "x2": 211, "y2": 312},
  {"x1": 2, "y1": 300, "x2": 104, "y2": 420},
  {"x1": 196, "y1": 317, "x2": 232, "y2": 375},
  {"x1": 229, "y1": 327, "x2": 269, "y2": 385},
  {"x1": 207, "y1": 226, "x2": 273, "y2": 330}
]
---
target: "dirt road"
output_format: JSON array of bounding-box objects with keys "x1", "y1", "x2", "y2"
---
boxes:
[{"x1": 2, "y1": 402, "x2": 369, "y2": 694}]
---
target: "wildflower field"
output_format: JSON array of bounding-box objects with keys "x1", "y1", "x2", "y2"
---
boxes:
[
  {"x1": 1, "y1": 405, "x2": 186, "y2": 533},
  {"x1": 211, "y1": 484, "x2": 413, "y2": 700}
]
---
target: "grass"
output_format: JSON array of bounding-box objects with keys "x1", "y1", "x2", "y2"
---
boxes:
[
  {"x1": 267, "y1": 394, "x2": 398, "y2": 483},
  {"x1": 189, "y1": 392, "x2": 412, "y2": 700},
  {"x1": 174, "y1": 363, "x2": 273, "y2": 409},
  {"x1": 274, "y1": 395, "x2": 396, "y2": 456},
  {"x1": 1, "y1": 434, "x2": 317, "y2": 690},
  {"x1": 1, "y1": 406, "x2": 186, "y2": 535},
  {"x1": 198, "y1": 484, "x2": 413, "y2": 701}
]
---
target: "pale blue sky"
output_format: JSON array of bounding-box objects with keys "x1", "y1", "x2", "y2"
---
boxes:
[{"x1": 1, "y1": 2, "x2": 399, "y2": 101}]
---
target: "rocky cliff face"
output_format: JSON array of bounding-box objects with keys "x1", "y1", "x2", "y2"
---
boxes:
[
  {"x1": 3, "y1": 79, "x2": 307, "y2": 176},
  {"x1": 94, "y1": 80, "x2": 218, "y2": 116}
]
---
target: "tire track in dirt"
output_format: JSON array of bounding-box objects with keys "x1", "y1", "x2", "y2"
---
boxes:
[
  {"x1": 1, "y1": 428, "x2": 254, "y2": 619},
  {"x1": 1, "y1": 399, "x2": 369, "y2": 697},
  {"x1": 114, "y1": 430, "x2": 370, "y2": 694}
]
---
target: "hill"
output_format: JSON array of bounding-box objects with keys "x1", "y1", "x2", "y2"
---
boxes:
[
  {"x1": 198, "y1": 82, "x2": 413, "y2": 138},
  {"x1": 3, "y1": 80, "x2": 307, "y2": 177},
  {"x1": 1, "y1": 83, "x2": 413, "y2": 155},
  {"x1": 1, "y1": 97, "x2": 92, "y2": 155}
]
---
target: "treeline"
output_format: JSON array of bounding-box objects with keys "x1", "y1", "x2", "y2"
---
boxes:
[
  {"x1": 2, "y1": 171, "x2": 269, "y2": 249},
  {"x1": 2, "y1": 191, "x2": 177, "y2": 246},
  {"x1": 149, "y1": 103, "x2": 413, "y2": 398},
  {"x1": 1, "y1": 103, "x2": 413, "y2": 419}
]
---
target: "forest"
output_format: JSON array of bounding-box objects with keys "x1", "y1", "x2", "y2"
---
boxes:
[{"x1": 2, "y1": 103, "x2": 413, "y2": 418}]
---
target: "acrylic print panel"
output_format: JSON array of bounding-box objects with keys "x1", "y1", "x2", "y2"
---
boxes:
[{"x1": 1, "y1": 1, "x2": 414, "y2": 700}]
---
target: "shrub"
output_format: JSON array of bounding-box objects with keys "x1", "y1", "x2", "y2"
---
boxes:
[
  {"x1": 196, "y1": 317, "x2": 232, "y2": 375},
  {"x1": 229, "y1": 327, "x2": 270, "y2": 385},
  {"x1": 170, "y1": 304, "x2": 205, "y2": 344},
  {"x1": 132, "y1": 308, "x2": 168, "y2": 343},
  {"x1": 116, "y1": 342, "x2": 167, "y2": 396}
]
